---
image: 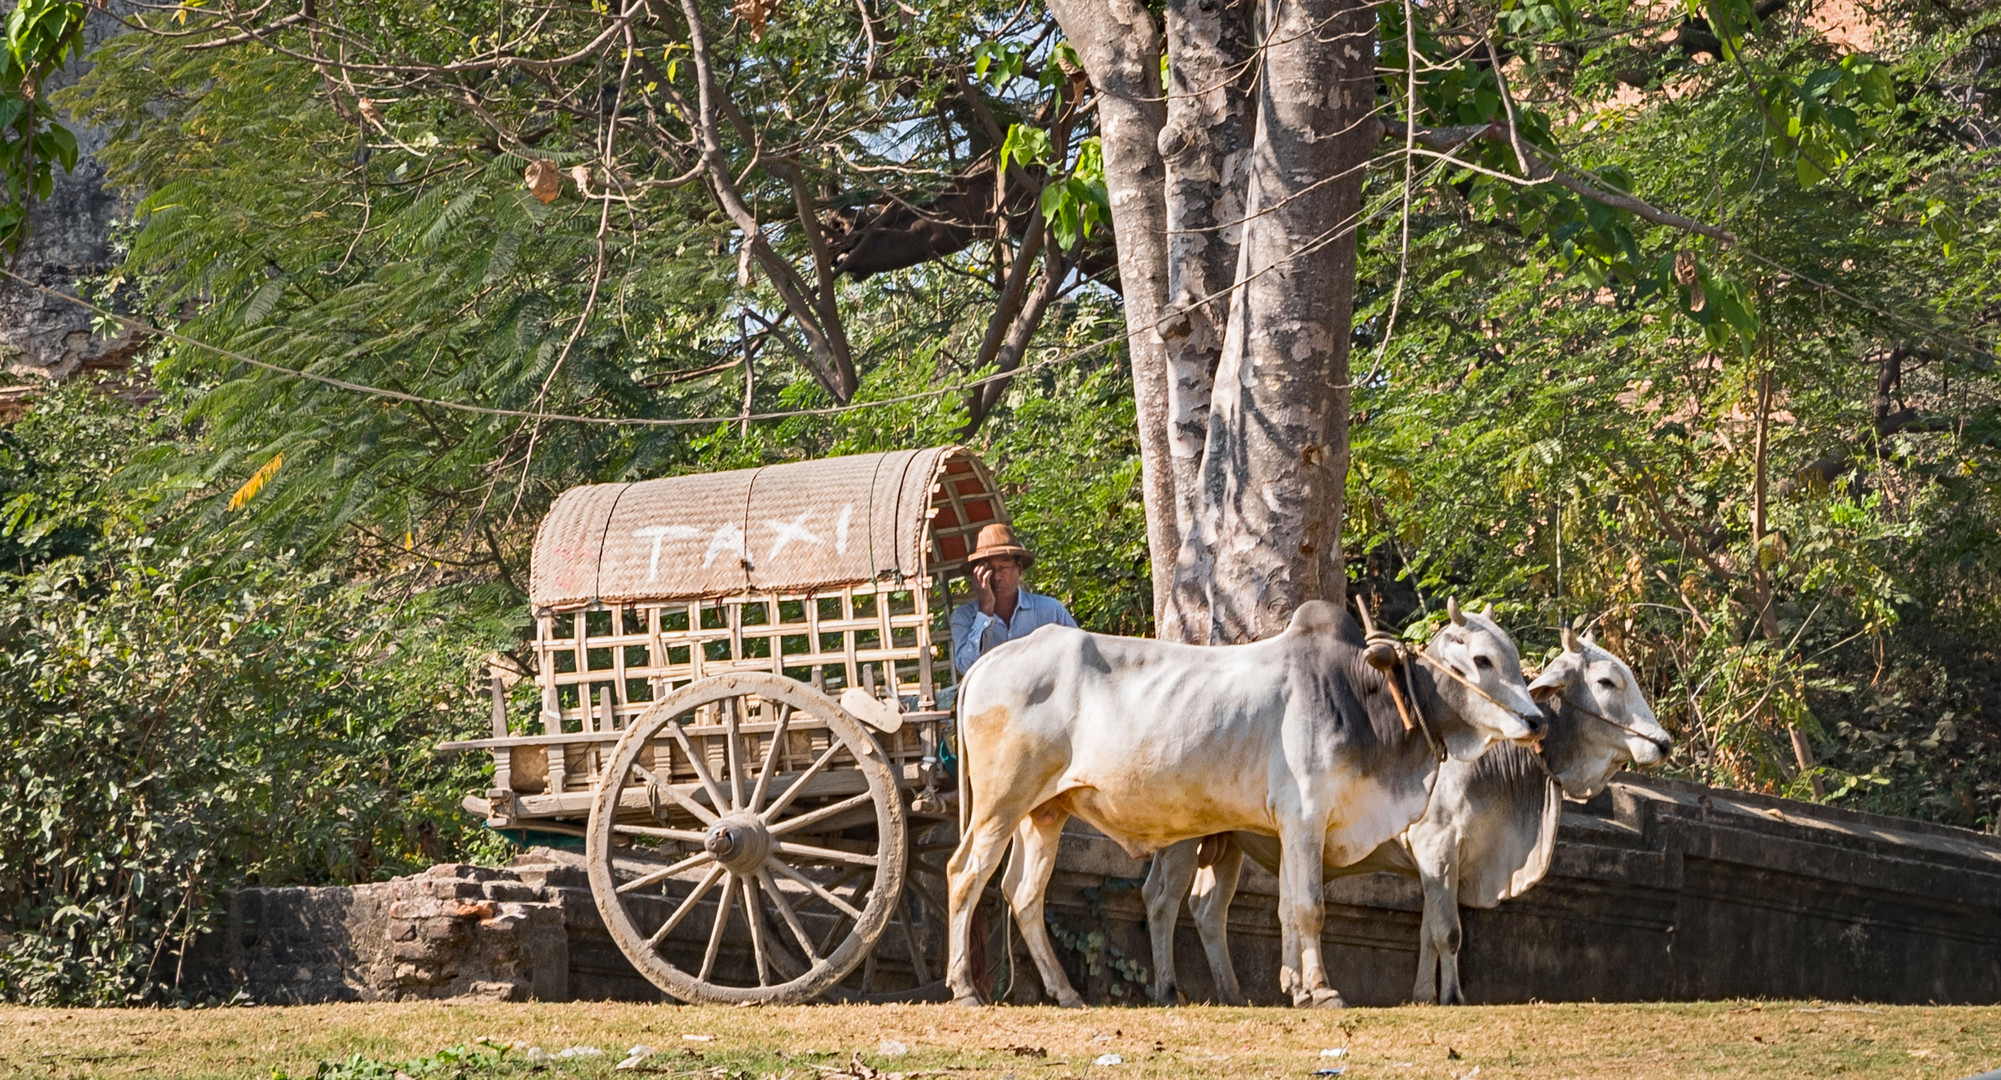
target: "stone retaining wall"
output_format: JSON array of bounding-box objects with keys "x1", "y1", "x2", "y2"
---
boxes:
[
  {"x1": 184, "y1": 774, "x2": 2001, "y2": 1006},
  {"x1": 1041, "y1": 774, "x2": 2001, "y2": 1006}
]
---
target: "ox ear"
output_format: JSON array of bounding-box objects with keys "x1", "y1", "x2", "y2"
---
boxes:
[
  {"x1": 1448, "y1": 597, "x2": 1467, "y2": 627},
  {"x1": 1561, "y1": 626, "x2": 1583, "y2": 653},
  {"x1": 1527, "y1": 654, "x2": 1575, "y2": 704}
]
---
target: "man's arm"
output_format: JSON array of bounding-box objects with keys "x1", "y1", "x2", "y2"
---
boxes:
[{"x1": 950, "y1": 601, "x2": 994, "y2": 677}]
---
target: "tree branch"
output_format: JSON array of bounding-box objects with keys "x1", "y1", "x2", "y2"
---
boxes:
[
  {"x1": 677, "y1": 0, "x2": 854, "y2": 401},
  {"x1": 1381, "y1": 118, "x2": 1739, "y2": 245}
]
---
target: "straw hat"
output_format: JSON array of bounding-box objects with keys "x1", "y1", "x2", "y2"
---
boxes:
[{"x1": 967, "y1": 522, "x2": 1034, "y2": 569}]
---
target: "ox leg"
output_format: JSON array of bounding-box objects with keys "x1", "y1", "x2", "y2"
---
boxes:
[
  {"x1": 1279, "y1": 823, "x2": 1345, "y2": 1008},
  {"x1": 1412, "y1": 920, "x2": 1438, "y2": 1005},
  {"x1": 1003, "y1": 808, "x2": 1085, "y2": 1008},
  {"x1": 1188, "y1": 836, "x2": 1247, "y2": 1006},
  {"x1": 1413, "y1": 861, "x2": 1463, "y2": 1005},
  {"x1": 1142, "y1": 840, "x2": 1200, "y2": 1004},
  {"x1": 946, "y1": 813, "x2": 1022, "y2": 1006}
]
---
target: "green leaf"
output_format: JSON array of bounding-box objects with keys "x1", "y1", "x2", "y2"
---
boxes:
[{"x1": 1001, "y1": 123, "x2": 1052, "y2": 170}]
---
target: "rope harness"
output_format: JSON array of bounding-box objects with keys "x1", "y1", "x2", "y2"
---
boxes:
[
  {"x1": 1354, "y1": 600, "x2": 1450, "y2": 763},
  {"x1": 1356, "y1": 598, "x2": 1595, "y2": 766},
  {"x1": 1357, "y1": 601, "x2": 1668, "y2": 771},
  {"x1": 1550, "y1": 689, "x2": 1669, "y2": 746},
  {"x1": 1523, "y1": 693, "x2": 1661, "y2": 785}
]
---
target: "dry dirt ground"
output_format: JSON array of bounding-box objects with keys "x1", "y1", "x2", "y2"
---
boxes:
[{"x1": 3, "y1": 1002, "x2": 1998, "y2": 1080}]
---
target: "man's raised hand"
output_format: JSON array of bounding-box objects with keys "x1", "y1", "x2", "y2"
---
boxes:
[{"x1": 973, "y1": 562, "x2": 997, "y2": 615}]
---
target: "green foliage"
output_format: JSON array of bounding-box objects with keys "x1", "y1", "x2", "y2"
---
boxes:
[
  {"x1": 0, "y1": 0, "x2": 83, "y2": 253},
  {"x1": 1349, "y1": 0, "x2": 2001, "y2": 826},
  {"x1": 1003, "y1": 119, "x2": 1110, "y2": 250},
  {"x1": 0, "y1": 384, "x2": 510, "y2": 1004}
]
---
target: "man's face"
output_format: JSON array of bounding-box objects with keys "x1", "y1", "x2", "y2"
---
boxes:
[{"x1": 978, "y1": 555, "x2": 1023, "y2": 595}]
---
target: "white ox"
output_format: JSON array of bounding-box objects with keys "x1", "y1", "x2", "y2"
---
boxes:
[
  {"x1": 1142, "y1": 629, "x2": 1673, "y2": 1005},
  {"x1": 944, "y1": 599, "x2": 1543, "y2": 1008}
]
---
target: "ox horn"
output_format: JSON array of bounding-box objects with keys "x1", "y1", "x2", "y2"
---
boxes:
[
  {"x1": 1561, "y1": 626, "x2": 1583, "y2": 653},
  {"x1": 1479, "y1": 602, "x2": 1495, "y2": 620},
  {"x1": 1447, "y1": 597, "x2": 1467, "y2": 627}
]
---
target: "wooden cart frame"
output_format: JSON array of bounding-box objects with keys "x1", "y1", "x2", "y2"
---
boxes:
[{"x1": 444, "y1": 447, "x2": 1007, "y2": 1003}]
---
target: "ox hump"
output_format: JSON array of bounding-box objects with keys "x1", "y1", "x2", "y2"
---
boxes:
[{"x1": 1288, "y1": 599, "x2": 1347, "y2": 636}]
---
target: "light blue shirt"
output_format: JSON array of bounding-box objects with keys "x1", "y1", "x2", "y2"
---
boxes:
[{"x1": 950, "y1": 588, "x2": 1078, "y2": 676}]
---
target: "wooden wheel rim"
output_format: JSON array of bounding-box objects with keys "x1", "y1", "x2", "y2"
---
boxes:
[{"x1": 586, "y1": 671, "x2": 908, "y2": 1004}]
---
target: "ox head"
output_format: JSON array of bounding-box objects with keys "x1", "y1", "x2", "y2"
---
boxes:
[
  {"x1": 1526, "y1": 628, "x2": 1674, "y2": 799},
  {"x1": 1426, "y1": 599, "x2": 1543, "y2": 760}
]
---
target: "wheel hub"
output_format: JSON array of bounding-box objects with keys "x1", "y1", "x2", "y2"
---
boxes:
[{"x1": 703, "y1": 813, "x2": 772, "y2": 873}]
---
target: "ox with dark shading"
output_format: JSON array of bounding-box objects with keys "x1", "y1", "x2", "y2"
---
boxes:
[
  {"x1": 944, "y1": 599, "x2": 1543, "y2": 1008},
  {"x1": 1143, "y1": 628, "x2": 1673, "y2": 1005}
]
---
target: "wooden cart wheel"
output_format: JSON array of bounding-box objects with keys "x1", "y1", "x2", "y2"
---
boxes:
[
  {"x1": 586, "y1": 671, "x2": 908, "y2": 1004},
  {"x1": 825, "y1": 816, "x2": 959, "y2": 1002}
]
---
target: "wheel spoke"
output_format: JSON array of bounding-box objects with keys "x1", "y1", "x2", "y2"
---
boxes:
[
  {"x1": 747, "y1": 703, "x2": 793, "y2": 813},
  {"x1": 632, "y1": 760, "x2": 718, "y2": 826},
  {"x1": 766, "y1": 857, "x2": 865, "y2": 921},
  {"x1": 759, "y1": 740, "x2": 845, "y2": 824},
  {"x1": 774, "y1": 839, "x2": 878, "y2": 868},
  {"x1": 698, "y1": 872, "x2": 737, "y2": 982},
  {"x1": 767, "y1": 790, "x2": 876, "y2": 838},
  {"x1": 897, "y1": 887, "x2": 930, "y2": 983},
  {"x1": 645, "y1": 863, "x2": 726, "y2": 949},
  {"x1": 741, "y1": 875, "x2": 772, "y2": 987},
  {"x1": 906, "y1": 872, "x2": 949, "y2": 923},
  {"x1": 664, "y1": 716, "x2": 733, "y2": 815},
  {"x1": 757, "y1": 867, "x2": 821, "y2": 966},
  {"x1": 614, "y1": 823, "x2": 708, "y2": 844},
  {"x1": 615, "y1": 850, "x2": 716, "y2": 895},
  {"x1": 723, "y1": 696, "x2": 746, "y2": 811}
]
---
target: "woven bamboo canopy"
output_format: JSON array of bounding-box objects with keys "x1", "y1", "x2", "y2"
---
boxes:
[{"x1": 529, "y1": 446, "x2": 1008, "y2": 610}]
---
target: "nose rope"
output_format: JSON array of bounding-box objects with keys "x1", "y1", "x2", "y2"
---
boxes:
[
  {"x1": 1411, "y1": 647, "x2": 1534, "y2": 721},
  {"x1": 1391, "y1": 639, "x2": 1445, "y2": 764},
  {"x1": 1526, "y1": 693, "x2": 1671, "y2": 787},
  {"x1": 1551, "y1": 691, "x2": 1672, "y2": 749}
]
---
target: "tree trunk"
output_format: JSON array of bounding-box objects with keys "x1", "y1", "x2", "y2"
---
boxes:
[
  {"x1": 1046, "y1": 0, "x2": 1180, "y2": 629},
  {"x1": 1058, "y1": 0, "x2": 1376, "y2": 644},
  {"x1": 1175, "y1": 0, "x2": 1376, "y2": 644},
  {"x1": 1156, "y1": 0, "x2": 1255, "y2": 642}
]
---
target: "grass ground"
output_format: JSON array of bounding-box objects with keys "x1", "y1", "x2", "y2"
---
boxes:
[{"x1": 3, "y1": 1001, "x2": 1997, "y2": 1080}]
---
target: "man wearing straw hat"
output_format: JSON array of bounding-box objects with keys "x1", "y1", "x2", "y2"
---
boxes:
[{"x1": 950, "y1": 522, "x2": 1077, "y2": 677}]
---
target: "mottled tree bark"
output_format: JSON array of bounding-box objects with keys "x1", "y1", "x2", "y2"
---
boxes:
[
  {"x1": 1156, "y1": 0, "x2": 1255, "y2": 642},
  {"x1": 1177, "y1": 0, "x2": 1377, "y2": 643},
  {"x1": 1058, "y1": 0, "x2": 1376, "y2": 644},
  {"x1": 1046, "y1": 0, "x2": 1179, "y2": 628}
]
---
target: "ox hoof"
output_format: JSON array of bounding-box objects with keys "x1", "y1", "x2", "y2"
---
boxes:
[
  {"x1": 951, "y1": 993, "x2": 986, "y2": 1008},
  {"x1": 1294, "y1": 988, "x2": 1347, "y2": 1009},
  {"x1": 1055, "y1": 990, "x2": 1087, "y2": 1009}
]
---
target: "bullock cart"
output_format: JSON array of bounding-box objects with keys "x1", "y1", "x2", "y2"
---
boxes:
[{"x1": 443, "y1": 448, "x2": 1010, "y2": 1004}]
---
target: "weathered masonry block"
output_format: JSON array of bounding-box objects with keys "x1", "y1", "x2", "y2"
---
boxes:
[{"x1": 188, "y1": 855, "x2": 584, "y2": 1003}]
